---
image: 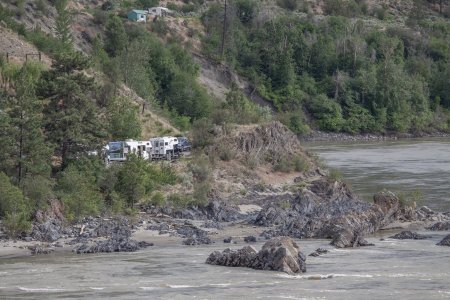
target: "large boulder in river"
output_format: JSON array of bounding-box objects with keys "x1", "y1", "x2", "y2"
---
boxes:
[
  {"x1": 437, "y1": 234, "x2": 450, "y2": 247},
  {"x1": 206, "y1": 237, "x2": 306, "y2": 274},
  {"x1": 426, "y1": 221, "x2": 450, "y2": 231},
  {"x1": 389, "y1": 231, "x2": 431, "y2": 240}
]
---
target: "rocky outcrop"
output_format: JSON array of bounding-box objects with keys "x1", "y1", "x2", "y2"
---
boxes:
[
  {"x1": 426, "y1": 221, "x2": 450, "y2": 231},
  {"x1": 244, "y1": 236, "x2": 257, "y2": 243},
  {"x1": 389, "y1": 231, "x2": 431, "y2": 240},
  {"x1": 256, "y1": 182, "x2": 395, "y2": 248},
  {"x1": 437, "y1": 234, "x2": 450, "y2": 246},
  {"x1": 28, "y1": 245, "x2": 55, "y2": 255},
  {"x1": 373, "y1": 191, "x2": 401, "y2": 226},
  {"x1": 308, "y1": 248, "x2": 328, "y2": 257},
  {"x1": 206, "y1": 237, "x2": 306, "y2": 274},
  {"x1": 183, "y1": 236, "x2": 212, "y2": 245},
  {"x1": 144, "y1": 200, "x2": 244, "y2": 222},
  {"x1": 72, "y1": 225, "x2": 152, "y2": 254},
  {"x1": 31, "y1": 220, "x2": 63, "y2": 242},
  {"x1": 223, "y1": 237, "x2": 233, "y2": 243}
]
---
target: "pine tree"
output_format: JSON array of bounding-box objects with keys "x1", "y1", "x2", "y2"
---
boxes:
[
  {"x1": 0, "y1": 62, "x2": 52, "y2": 183},
  {"x1": 54, "y1": 0, "x2": 73, "y2": 51},
  {"x1": 105, "y1": 15, "x2": 127, "y2": 57},
  {"x1": 39, "y1": 51, "x2": 107, "y2": 169}
]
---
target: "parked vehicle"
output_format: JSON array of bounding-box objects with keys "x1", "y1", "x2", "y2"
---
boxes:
[
  {"x1": 105, "y1": 136, "x2": 191, "y2": 163},
  {"x1": 177, "y1": 136, "x2": 191, "y2": 152},
  {"x1": 149, "y1": 136, "x2": 180, "y2": 160},
  {"x1": 106, "y1": 140, "x2": 151, "y2": 162}
]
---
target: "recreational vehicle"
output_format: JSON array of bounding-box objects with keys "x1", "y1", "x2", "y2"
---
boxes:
[
  {"x1": 107, "y1": 140, "x2": 152, "y2": 162},
  {"x1": 149, "y1": 136, "x2": 180, "y2": 160}
]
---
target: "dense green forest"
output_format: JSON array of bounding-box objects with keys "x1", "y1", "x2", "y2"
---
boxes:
[
  {"x1": 202, "y1": 0, "x2": 450, "y2": 134},
  {"x1": 0, "y1": 0, "x2": 449, "y2": 236}
]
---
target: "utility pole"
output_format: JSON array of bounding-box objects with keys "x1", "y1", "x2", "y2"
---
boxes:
[{"x1": 221, "y1": 0, "x2": 227, "y2": 57}]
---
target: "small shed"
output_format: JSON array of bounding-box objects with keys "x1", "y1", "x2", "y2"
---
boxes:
[
  {"x1": 127, "y1": 9, "x2": 148, "y2": 22},
  {"x1": 147, "y1": 7, "x2": 171, "y2": 17}
]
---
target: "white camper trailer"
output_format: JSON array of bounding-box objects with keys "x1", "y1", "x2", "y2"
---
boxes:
[
  {"x1": 149, "y1": 136, "x2": 180, "y2": 160},
  {"x1": 107, "y1": 140, "x2": 152, "y2": 162}
]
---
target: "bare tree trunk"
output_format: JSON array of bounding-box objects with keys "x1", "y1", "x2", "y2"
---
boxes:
[{"x1": 18, "y1": 110, "x2": 24, "y2": 183}]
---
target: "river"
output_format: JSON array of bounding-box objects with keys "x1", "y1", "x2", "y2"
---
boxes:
[
  {"x1": 1, "y1": 139, "x2": 449, "y2": 299},
  {"x1": 305, "y1": 138, "x2": 450, "y2": 211}
]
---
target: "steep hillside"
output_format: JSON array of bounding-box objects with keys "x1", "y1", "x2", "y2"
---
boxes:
[{"x1": 0, "y1": 25, "x2": 52, "y2": 66}]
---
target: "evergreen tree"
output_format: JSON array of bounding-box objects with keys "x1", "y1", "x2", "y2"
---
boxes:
[
  {"x1": 107, "y1": 96, "x2": 142, "y2": 140},
  {"x1": 105, "y1": 14, "x2": 127, "y2": 57},
  {"x1": 54, "y1": 0, "x2": 73, "y2": 50},
  {"x1": 0, "y1": 62, "x2": 51, "y2": 183},
  {"x1": 39, "y1": 51, "x2": 106, "y2": 169}
]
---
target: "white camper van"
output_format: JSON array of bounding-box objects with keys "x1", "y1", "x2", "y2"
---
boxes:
[
  {"x1": 107, "y1": 140, "x2": 152, "y2": 162},
  {"x1": 149, "y1": 136, "x2": 180, "y2": 160}
]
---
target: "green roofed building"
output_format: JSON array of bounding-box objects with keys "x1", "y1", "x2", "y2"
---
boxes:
[{"x1": 127, "y1": 10, "x2": 148, "y2": 22}]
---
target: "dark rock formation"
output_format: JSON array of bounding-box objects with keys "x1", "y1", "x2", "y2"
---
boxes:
[
  {"x1": 72, "y1": 225, "x2": 152, "y2": 254},
  {"x1": 202, "y1": 221, "x2": 224, "y2": 230},
  {"x1": 31, "y1": 220, "x2": 63, "y2": 242},
  {"x1": 223, "y1": 237, "x2": 233, "y2": 243},
  {"x1": 144, "y1": 200, "x2": 244, "y2": 222},
  {"x1": 28, "y1": 245, "x2": 54, "y2": 255},
  {"x1": 308, "y1": 248, "x2": 328, "y2": 257},
  {"x1": 426, "y1": 221, "x2": 450, "y2": 231},
  {"x1": 176, "y1": 224, "x2": 208, "y2": 238},
  {"x1": 437, "y1": 234, "x2": 450, "y2": 247},
  {"x1": 244, "y1": 236, "x2": 257, "y2": 243},
  {"x1": 256, "y1": 183, "x2": 397, "y2": 248},
  {"x1": 183, "y1": 236, "x2": 213, "y2": 245},
  {"x1": 206, "y1": 237, "x2": 306, "y2": 274},
  {"x1": 389, "y1": 231, "x2": 431, "y2": 240}
]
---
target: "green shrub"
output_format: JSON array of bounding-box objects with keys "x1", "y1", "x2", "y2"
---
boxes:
[
  {"x1": 150, "y1": 191, "x2": 166, "y2": 206},
  {"x1": 293, "y1": 156, "x2": 309, "y2": 172},
  {"x1": 399, "y1": 189, "x2": 424, "y2": 208},
  {"x1": 329, "y1": 169, "x2": 342, "y2": 181},
  {"x1": 116, "y1": 155, "x2": 153, "y2": 208},
  {"x1": 192, "y1": 181, "x2": 211, "y2": 206},
  {"x1": 57, "y1": 166, "x2": 103, "y2": 221},
  {"x1": 4, "y1": 212, "x2": 32, "y2": 237},
  {"x1": 107, "y1": 191, "x2": 126, "y2": 213},
  {"x1": 273, "y1": 155, "x2": 308, "y2": 173},
  {"x1": 93, "y1": 9, "x2": 108, "y2": 25},
  {"x1": 218, "y1": 144, "x2": 236, "y2": 161},
  {"x1": 191, "y1": 118, "x2": 214, "y2": 148},
  {"x1": 36, "y1": 0, "x2": 48, "y2": 15},
  {"x1": 154, "y1": 162, "x2": 178, "y2": 185},
  {"x1": 152, "y1": 18, "x2": 169, "y2": 36},
  {"x1": 278, "y1": 111, "x2": 310, "y2": 135},
  {"x1": 189, "y1": 155, "x2": 212, "y2": 182},
  {"x1": 273, "y1": 157, "x2": 292, "y2": 173},
  {"x1": 168, "y1": 193, "x2": 192, "y2": 208},
  {"x1": 21, "y1": 175, "x2": 54, "y2": 211},
  {"x1": 279, "y1": 200, "x2": 291, "y2": 210},
  {"x1": 277, "y1": 0, "x2": 298, "y2": 11},
  {"x1": 0, "y1": 172, "x2": 32, "y2": 237},
  {"x1": 309, "y1": 94, "x2": 344, "y2": 131}
]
